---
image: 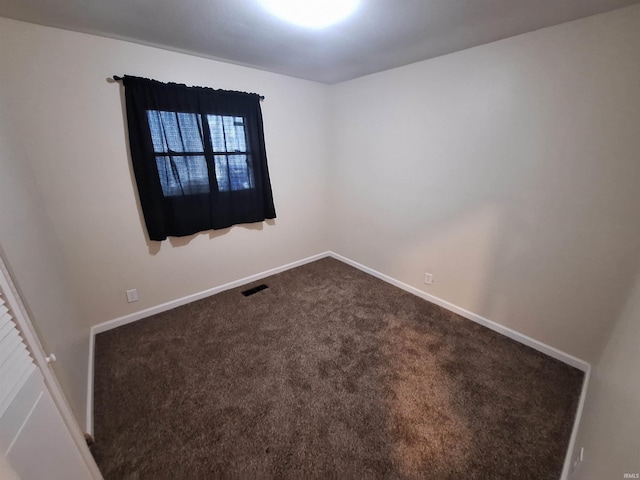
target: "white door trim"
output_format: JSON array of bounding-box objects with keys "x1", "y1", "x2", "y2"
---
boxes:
[{"x1": 0, "y1": 251, "x2": 103, "y2": 479}]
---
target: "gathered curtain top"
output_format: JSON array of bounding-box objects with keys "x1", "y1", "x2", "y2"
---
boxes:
[{"x1": 122, "y1": 75, "x2": 264, "y2": 100}]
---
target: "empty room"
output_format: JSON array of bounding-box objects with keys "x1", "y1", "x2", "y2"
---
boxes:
[{"x1": 0, "y1": 0, "x2": 639, "y2": 478}]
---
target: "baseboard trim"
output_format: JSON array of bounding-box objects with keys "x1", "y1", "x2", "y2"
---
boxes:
[
  {"x1": 560, "y1": 366, "x2": 590, "y2": 480},
  {"x1": 85, "y1": 251, "x2": 331, "y2": 435},
  {"x1": 92, "y1": 252, "x2": 331, "y2": 335},
  {"x1": 328, "y1": 251, "x2": 590, "y2": 372},
  {"x1": 86, "y1": 329, "x2": 95, "y2": 435},
  {"x1": 327, "y1": 251, "x2": 590, "y2": 480},
  {"x1": 86, "y1": 248, "x2": 591, "y2": 471}
]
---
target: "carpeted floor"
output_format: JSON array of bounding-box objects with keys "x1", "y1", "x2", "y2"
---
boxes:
[{"x1": 93, "y1": 257, "x2": 584, "y2": 479}]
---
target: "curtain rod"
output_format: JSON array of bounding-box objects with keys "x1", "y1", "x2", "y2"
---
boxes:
[{"x1": 111, "y1": 76, "x2": 265, "y2": 100}]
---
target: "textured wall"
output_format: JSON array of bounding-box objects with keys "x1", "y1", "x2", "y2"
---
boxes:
[
  {"x1": 574, "y1": 265, "x2": 640, "y2": 479},
  {"x1": 0, "y1": 92, "x2": 88, "y2": 426},
  {"x1": 2, "y1": 7, "x2": 640, "y2": 469},
  {"x1": 328, "y1": 5, "x2": 640, "y2": 363},
  {"x1": 0, "y1": 18, "x2": 331, "y2": 330}
]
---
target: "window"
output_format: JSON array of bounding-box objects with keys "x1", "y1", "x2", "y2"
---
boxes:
[
  {"x1": 148, "y1": 111, "x2": 255, "y2": 196},
  {"x1": 122, "y1": 76, "x2": 276, "y2": 241},
  {"x1": 208, "y1": 115, "x2": 254, "y2": 192}
]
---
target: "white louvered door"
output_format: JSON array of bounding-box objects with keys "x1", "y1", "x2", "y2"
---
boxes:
[
  {"x1": 0, "y1": 263, "x2": 97, "y2": 479},
  {"x1": 0, "y1": 291, "x2": 36, "y2": 417}
]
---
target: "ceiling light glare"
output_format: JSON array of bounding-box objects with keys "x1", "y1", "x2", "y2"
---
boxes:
[{"x1": 259, "y1": 0, "x2": 360, "y2": 29}]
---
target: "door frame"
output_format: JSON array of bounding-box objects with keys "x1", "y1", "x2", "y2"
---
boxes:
[{"x1": 0, "y1": 251, "x2": 102, "y2": 479}]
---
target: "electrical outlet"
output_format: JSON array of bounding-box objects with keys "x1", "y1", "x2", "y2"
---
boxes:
[
  {"x1": 126, "y1": 289, "x2": 139, "y2": 303},
  {"x1": 424, "y1": 273, "x2": 433, "y2": 285}
]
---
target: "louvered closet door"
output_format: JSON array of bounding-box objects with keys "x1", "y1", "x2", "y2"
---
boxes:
[
  {"x1": 0, "y1": 280, "x2": 94, "y2": 479},
  {"x1": 0, "y1": 291, "x2": 36, "y2": 416}
]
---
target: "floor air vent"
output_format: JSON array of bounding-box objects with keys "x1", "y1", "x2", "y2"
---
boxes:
[{"x1": 242, "y1": 284, "x2": 268, "y2": 297}]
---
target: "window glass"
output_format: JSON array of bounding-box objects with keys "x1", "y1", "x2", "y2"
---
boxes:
[
  {"x1": 147, "y1": 111, "x2": 255, "y2": 195},
  {"x1": 146, "y1": 111, "x2": 204, "y2": 153},
  {"x1": 155, "y1": 155, "x2": 209, "y2": 197},
  {"x1": 208, "y1": 115, "x2": 247, "y2": 153},
  {"x1": 214, "y1": 154, "x2": 254, "y2": 192}
]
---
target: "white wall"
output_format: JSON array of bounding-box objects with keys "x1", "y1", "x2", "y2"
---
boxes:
[
  {"x1": 328, "y1": 5, "x2": 640, "y2": 363},
  {"x1": 0, "y1": 18, "x2": 330, "y2": 330},
  {"x1": 575, "y1": 266, "x2": 640, "y2": 479},
  {"x1": 2, "y1": 8, "x2": 640, "y2": 471},
  {"x1": 0, "y1": 89, "x2": 88, "y2": 425}
]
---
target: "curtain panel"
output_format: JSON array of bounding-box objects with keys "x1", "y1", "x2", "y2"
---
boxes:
[{"x1": 122, "y1": 75, "x2": 276, "y2": 241}]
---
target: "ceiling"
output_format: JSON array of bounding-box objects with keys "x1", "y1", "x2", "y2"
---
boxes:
[{"x1": 1, "y1": 0, "x2": 638, "y2": 84}]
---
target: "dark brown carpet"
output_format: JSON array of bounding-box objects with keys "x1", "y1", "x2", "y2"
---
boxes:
[{"x1": 93, "y1": 257, "x2": 583, "y2": 479}]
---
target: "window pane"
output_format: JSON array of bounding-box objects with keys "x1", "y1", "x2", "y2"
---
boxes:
[
  {"x1": 207, "y1": 115, "x2": 247, "y2": 153},
  {"x1": 155, "y1": 155, "x2": 209, "y2": 197},
  {"x1": 208, "y1": 115, "x2": 224, "y2": 152},
  {"x1": 214, "y1": 155, "x2": 253, "y2": 191},
  {"x1": 147, "y1": 110, "x2": 204, "y2": 153}
]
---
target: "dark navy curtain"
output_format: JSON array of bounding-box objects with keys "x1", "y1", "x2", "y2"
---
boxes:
[{"x1": 122, "y1": 75, "x2": 276, "y2": 241}]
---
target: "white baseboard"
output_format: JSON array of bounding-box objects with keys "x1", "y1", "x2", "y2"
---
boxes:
[
  {"x1": 91, "y1": 252, "x2": 331, "y2": 336},
  {"x1": 326, "y1": 251, "x2": 590, "y2": 480},
  {"x1": 560, "y1": 367, "x2": 590, "y2": 480},
  {"x1": 85, "y1": 251, "x2": 331, "y2": 435},
  {"x1": 328, "y1": 252, "x2": 590, "y2": 372},
  {"x1": 86, "y1": 330, "x2": 95, "y2": 435},
  {"x1": 86, "y1": 248, "x2": 590, "y2": 478}
]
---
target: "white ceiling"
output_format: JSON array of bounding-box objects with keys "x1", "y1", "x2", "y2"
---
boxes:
[{"x1": 1, "y1": 0, "x2": 638, "y2": 84}]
